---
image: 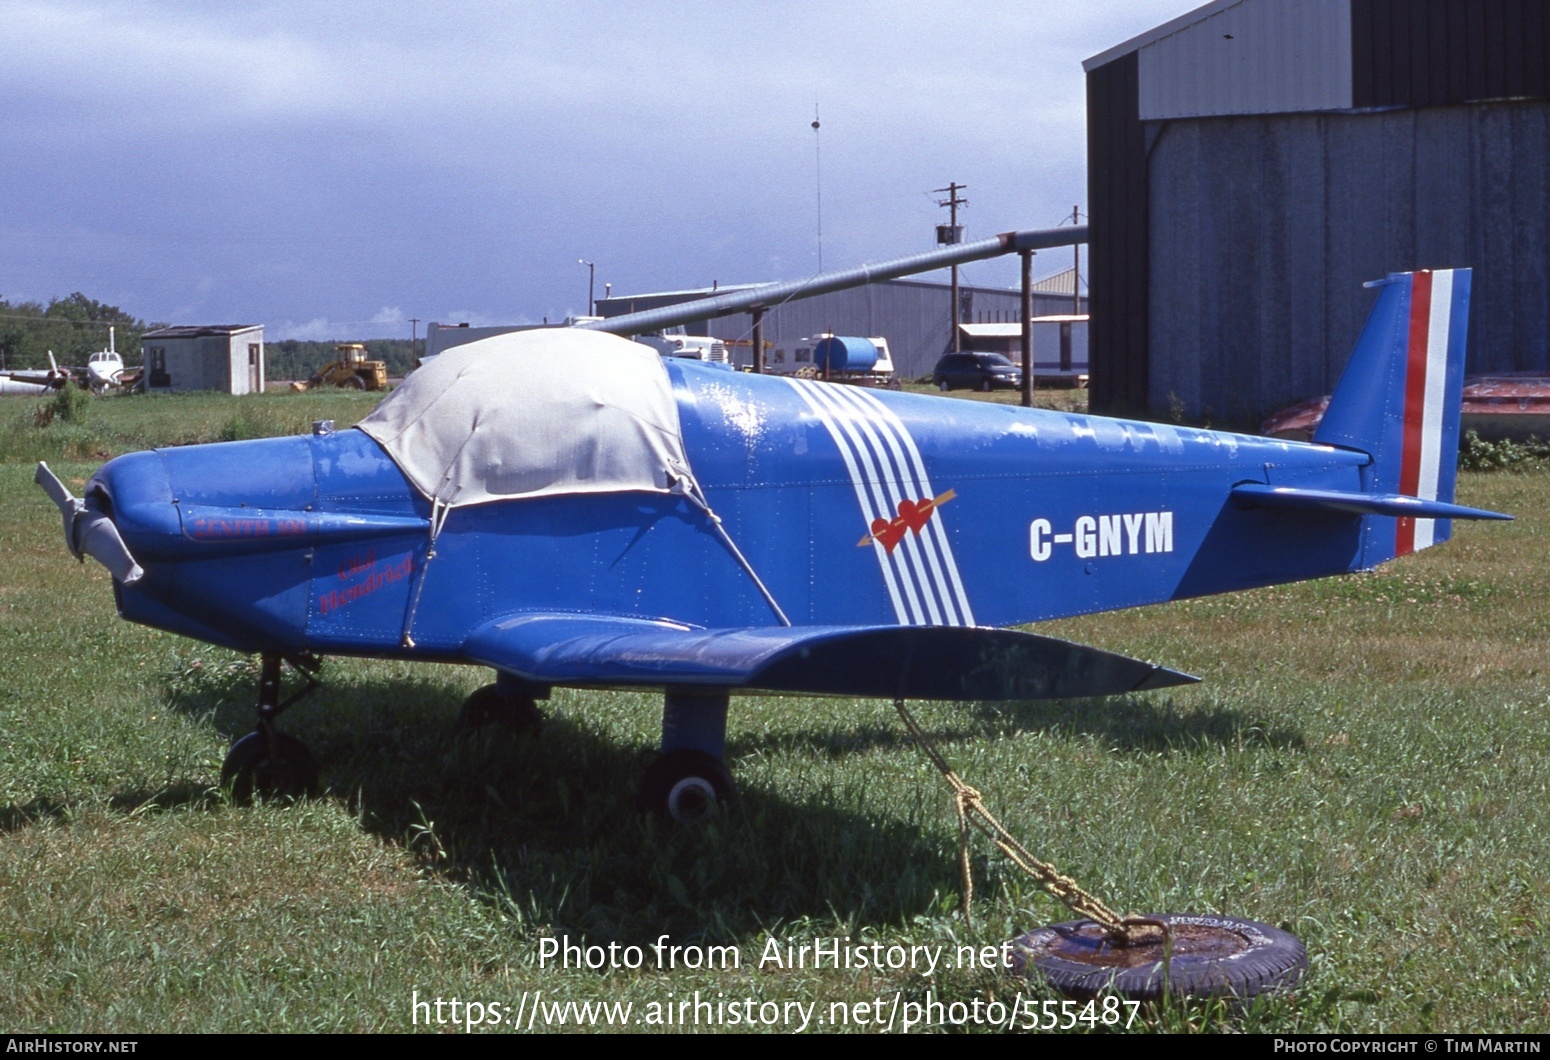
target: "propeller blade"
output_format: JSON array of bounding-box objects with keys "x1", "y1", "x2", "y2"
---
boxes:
[
  {"x1": 34, "y1": 462, "x2": 144, "y2": 583},
  {"x1": 35, "y1": 462, "x2": 85, "y2": 559},
  {"x1": 75, "y1": 510, "x2": 144, "y2": 585}
]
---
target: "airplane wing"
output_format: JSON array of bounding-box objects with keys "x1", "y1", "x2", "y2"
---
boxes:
[
  {"x1": 0, "y1": 368, "x2": 65, "y2": 388},
  {"x1": 1, "y1": 353, "x2": 70, "y2": 390},
  {"x1": 464, "y1": 614, "x2": 1197, "y2": 700}
]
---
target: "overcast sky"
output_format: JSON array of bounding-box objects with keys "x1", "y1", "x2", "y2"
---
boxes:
[{"x1": 0, "y1": 1, "x2": 1189, "y2": 339}]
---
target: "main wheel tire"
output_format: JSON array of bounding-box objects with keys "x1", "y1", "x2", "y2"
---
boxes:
[
  {"x1": 222, "y1": 730, "x2": 319, "y2": 804},
  {"x1": 458, "y1": 684, "x2": 542, "y2": 734},
  {"x1": 344, "y1": 375, "x2": 366, "y2": 390},
  {"x1": 1012, "y1": 914, "x2": 1307, "y2": 1001},
  {"x1": 638, "y1": 749, "x2": 734, "y2": 823}
]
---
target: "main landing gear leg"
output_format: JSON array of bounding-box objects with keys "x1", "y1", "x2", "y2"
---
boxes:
[
  {"x1": 458, "y1": 672, "x2": 546, "y2": 733},
  {"x1": 221, "y1": 653, "x2": 322, "y2": 803},
  {"x1": 639, "y1": 689, "x2": 734, "y2": 823}
]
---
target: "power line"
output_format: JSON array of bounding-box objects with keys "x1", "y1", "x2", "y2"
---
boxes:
[{"x1": 0, "y1": 312, "x2": 141, "y2": 327}]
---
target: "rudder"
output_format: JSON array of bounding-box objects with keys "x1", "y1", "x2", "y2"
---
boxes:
[{"x1": 1314, "y1": 269, "x2": 1472, "y2": 561}]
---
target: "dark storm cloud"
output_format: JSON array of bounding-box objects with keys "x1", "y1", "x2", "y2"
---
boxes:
[{"x1": 0, "y1": 0, "x2": 1186, "y2": 337}]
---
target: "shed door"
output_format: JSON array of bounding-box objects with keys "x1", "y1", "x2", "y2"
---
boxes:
[{"x1": 248, "y1": 344, "x2": 260, "y2": 393}]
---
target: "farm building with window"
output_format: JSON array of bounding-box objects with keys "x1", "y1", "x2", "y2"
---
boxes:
[{"x1": 140, "y1": 325, "x2": 266, "y2": 394}]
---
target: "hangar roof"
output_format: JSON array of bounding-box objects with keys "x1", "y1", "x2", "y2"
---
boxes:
[{"x1": 142, "y1": 325, "x2": 263, "y2": 339}]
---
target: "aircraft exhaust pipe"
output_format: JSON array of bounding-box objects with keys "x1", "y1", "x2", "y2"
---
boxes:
[
  {"x1": 35, "y1": 462, "x2": 145, "y2": 586},
  {"x1": 578, "y1": 225, "x2": 1088, "y2": 338}
]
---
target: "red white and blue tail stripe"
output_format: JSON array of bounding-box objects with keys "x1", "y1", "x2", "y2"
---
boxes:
[{"x1": 1314, "y1": 268, "x2": 1472, "y2": 563}]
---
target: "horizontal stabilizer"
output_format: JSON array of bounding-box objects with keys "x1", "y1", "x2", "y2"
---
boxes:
[
  {"x1": 1231, "y1": 483, "x2": 1510, "y2": 522},
  {"x1": 464, "y1": 614, "x2": 1198, "y2": 701}
]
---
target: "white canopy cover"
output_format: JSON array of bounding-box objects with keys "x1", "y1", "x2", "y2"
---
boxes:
[{"x1": 357, "y1": 329, "x2": 691, "y2": 508}]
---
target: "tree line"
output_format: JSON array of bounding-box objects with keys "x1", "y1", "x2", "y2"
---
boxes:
[
  {"x1": 0, "y1": 292, "x2": 421, "y2": 381},
  {"x1": 0, "y1": 293, "x2": 159, "y2": 371}
]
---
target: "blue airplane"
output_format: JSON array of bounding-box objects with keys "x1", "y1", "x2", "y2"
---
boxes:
[{"x1": 37, "y1": 268, "x2": 1507, "y2": 820}]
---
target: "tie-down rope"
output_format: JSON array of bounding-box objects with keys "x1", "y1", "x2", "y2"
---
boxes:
[{"x1": 892, "y1": 698, "x2": 1166, "y2": 947}]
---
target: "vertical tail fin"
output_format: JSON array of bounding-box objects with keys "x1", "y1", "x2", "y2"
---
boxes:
[{"x1": 1313, "y1": 268, "x2": 1472, "y2": 561}]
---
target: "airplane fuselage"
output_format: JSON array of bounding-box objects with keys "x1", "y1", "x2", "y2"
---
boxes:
[{"x1": 92, "y1": 361, "x2": 1374, "y2": 660}]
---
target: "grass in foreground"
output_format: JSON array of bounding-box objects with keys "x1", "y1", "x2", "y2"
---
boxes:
[{"x1": 0, "y1": 391, "x2": 1547, "y2": 1033}]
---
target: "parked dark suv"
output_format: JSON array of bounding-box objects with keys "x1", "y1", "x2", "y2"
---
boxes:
[{"x1": 932, "y1": 352, "x2": 1022, "y2": 392}]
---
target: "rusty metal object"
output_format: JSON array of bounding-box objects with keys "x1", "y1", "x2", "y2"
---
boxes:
[
  {"x1": 1263, "y1": 375, "x2": 1550, "y2": 442},
  {"x1": 1459, "y1": 374, "x2": 1550, "y2": 440},
  {"x1": 1012, "y1": 913, "x2": 1307, "y2": 1001}
]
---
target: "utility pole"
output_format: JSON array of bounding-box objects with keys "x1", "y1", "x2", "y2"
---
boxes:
[
  {"x1": 812, "y1": 106, "x2": 823, "y2": 272},
  {"x1": 579, "y1": 259, "x2": 596, "y2": 316},
  {"x1": 934, "y1": 182, "x2": 968, "y2": 351},
  {"x1": 409, "y1": 318, "x2": 420, "y2": 366},
  {"x1": 1021, "y1": 250, "x2": 1034, "y2": 409},
  {"x1": 1066, "y1": 205, "x2": 1084, "y2": 316},
  {"x1": 752, "y1": 308, "x2": 765, "y2": 374}
]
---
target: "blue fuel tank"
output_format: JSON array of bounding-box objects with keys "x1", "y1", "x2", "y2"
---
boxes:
[{"x1": 813, "y1": 336, "x2": 878, "y2": 373}]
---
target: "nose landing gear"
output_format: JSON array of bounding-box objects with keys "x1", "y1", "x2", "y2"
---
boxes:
[{"x1": 221, "y1": 653, "x2": 322, "y2": 803}]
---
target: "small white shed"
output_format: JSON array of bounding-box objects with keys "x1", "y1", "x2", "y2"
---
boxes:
[{"x1": 141, "y1": 325, "x2": 265, "y2": 394}]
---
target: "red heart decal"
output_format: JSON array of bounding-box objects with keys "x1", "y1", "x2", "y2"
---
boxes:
[
  {"x1": 898, "y1": 498, "x2": 935, "y2": 535},
  {"x1": 871, "y1": 515, "x2": 908, "y2": 553}
]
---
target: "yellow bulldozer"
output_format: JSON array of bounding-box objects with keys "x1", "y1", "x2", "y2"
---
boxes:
[{"x1": 291, "y1": 344, "x2": 388, "y2": 392}]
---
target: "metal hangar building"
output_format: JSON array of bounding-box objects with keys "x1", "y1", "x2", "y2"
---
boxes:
[
  {"x1": 1085, "y1": 0, "x2": 1550, "y2": 421},
  {"x1": 597, "y1": 274, "x2": 1087, "y2": 380}
]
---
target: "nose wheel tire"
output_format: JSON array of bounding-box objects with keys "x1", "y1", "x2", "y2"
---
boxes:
[
  {"x1": 639, "y1": 749, "x2": 734, "y2": 823},
  {"x1": 222, "y1": 730, "x2": 318, "y2": 804},
  {"x1": 457, "y1": 684, "x2": 543, "y2": 734}
]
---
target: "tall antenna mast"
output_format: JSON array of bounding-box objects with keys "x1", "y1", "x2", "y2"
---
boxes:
[{"x1": 812, "y1": 105, "x2": 823, "y2": 272}]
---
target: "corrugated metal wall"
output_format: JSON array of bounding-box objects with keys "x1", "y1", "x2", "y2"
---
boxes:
[
  {"x1": 1148, "y1": 100, "x2": 1550, "y2": 421},
  {"x1": 1087, "y1": 52, "x2": 1151, "y2": 413},
  {"x1": 1352, "y1": 0, "x2": 1549, "y2": 107},
  {"x1": 1139, "y1": 0, "x2": 1352, "y2": 120}
]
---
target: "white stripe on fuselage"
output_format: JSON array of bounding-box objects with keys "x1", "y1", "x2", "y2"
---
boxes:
[
  {"x1": 823, "y1": 385, "x2": 958, "y2": 625},
  {"x1": 1415, "y1": 269, "x2": 1454, "y2": 550},
  {"x1": 787, "y1": 378, "x2": 974, "y2": 627},
  {"x1": 788, "y1": 380, "x2": 914, "y2": 624},
  {"x1": 843, "y1": 386, "x2": 975, "y2": 626},
  {"x1": 801, "y1": 382, "x2": 934, "y2": 623}
]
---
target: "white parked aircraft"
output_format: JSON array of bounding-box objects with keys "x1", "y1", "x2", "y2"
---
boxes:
[{"x1": 82, "y1": 328, "x2": 127, "y2": 395}]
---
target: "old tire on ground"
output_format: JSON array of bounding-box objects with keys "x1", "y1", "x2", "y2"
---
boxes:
[
  {"x1": 638, "y1": 749, "x2": 734, "y2": 823},
  {"x1": 457, "y1": 684, "x2": 542, "y2": 734},
  {"x1": 222, "y1": 730, "x2": 319, "y2": 804},
  {"x1": 1012, "y1": 914, "x2": 1307, "y2": 1001}
]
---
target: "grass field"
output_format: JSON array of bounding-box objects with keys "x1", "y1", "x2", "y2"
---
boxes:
[{"x1": 1, "y1": 388, "x2": 1547, "y2": 1033}]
